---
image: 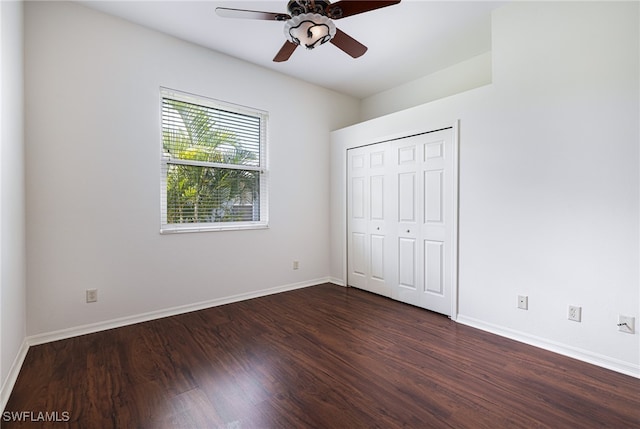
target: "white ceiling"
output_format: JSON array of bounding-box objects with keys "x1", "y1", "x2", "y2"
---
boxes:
[{"x1": 79, "y1": 0, "x2": 506, "y2": 99}]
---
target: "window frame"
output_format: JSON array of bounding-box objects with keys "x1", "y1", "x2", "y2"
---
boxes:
[{"x1": 159, "y1": 88, "x2": 269, "y2": 234}]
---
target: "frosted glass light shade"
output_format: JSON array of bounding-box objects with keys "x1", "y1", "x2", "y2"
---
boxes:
[{"x1": 284, "y1": 13, "x2": 337, "y2": 49}]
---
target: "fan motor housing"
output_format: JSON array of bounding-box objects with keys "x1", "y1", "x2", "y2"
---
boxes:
[{"x1": 287, "y1": 0, "x2": 333, "y2": 17}]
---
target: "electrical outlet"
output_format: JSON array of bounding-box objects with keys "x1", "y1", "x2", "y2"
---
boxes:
[
  {"x1": 517, "y1": 295, "x2": 528, "y2": 310},
  {"x1": 86, "y1": 289, "x2": 98, "y2": 303},
  {"x1": 568, "y1": 305, "x2": 581, "y2": 322},
  {"x1": 293, "y1": 260, "x2": 299, "y2": 270},
  {"x1": 618, "y1": 315, "x2": 635, "y2": 334}
]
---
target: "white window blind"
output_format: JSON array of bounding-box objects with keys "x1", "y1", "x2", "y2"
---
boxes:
[{"x1": 160, "y1": 88, "x2": 268, "y2": 233}]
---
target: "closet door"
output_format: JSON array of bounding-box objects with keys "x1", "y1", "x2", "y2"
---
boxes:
[
  {"x1": 347, "y1": 145, "x2": 393, "y2": 297},
  {"x1": 347, "y1": 127, "x2": 456, "y2": 317},
  {"x1": 394, "y1": 138, "x2": 421, "y2": 305},
  {"x1": 391, "y1": 129, "x2": 455, "y2": 316},
  {"x1": 421, "y1": 130, "x2": 455, "y2": 315}
]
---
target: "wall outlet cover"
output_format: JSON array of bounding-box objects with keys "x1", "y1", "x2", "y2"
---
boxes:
[
  {"x1": 568, "y1": 305, "x2": 582, "y2": 322},
  {"x1": 517, "y1": 295, "x2": 528, "y2": 310},
  {"x1": 618, "y1": 315, "x2": 635, "y2": 334}
]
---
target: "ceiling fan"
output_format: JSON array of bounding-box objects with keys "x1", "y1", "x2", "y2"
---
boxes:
[{"x1": 215, "y1": 0, "x2": 401, "y2": 62}]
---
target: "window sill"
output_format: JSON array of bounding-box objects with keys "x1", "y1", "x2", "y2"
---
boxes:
[{"x1": 160, "y1": 222, "x2": 269, "y2": 234}]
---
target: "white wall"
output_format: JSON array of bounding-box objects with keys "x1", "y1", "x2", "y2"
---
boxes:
[
  {"x1": 331, "y1": 1, "x2": 639, "y2": 376},
  {"x1": 0, "y1": 0, "x2": 27, "y2": 409},
  {"x1": 360, "y1": 51, "x2": 492, "y2": 121},
  {"x1": 24, "y1": 1, "x2": 360, "y2": 338}
]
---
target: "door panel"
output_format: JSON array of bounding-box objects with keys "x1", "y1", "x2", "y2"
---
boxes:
[
  {"x1": 398, "y1": 173, "x2": 416, "y2": 223},
  {"x1": 370, "y1": 150, "x2": 385, "y2": 167},
  {"x1": 351, "y1": 233, "x2": 366, "y2": 276},
  {"x1": 370, "y1": 235, "x2": 385, "y2": 280},
  {"x1": 370, "y1": 175, "x2": 384, "y2": 220},
  {"x1": 424, "y1": 240, "x2": 444, "y2": 295},
  {"x1": 424, "y1": 170, "x2": 443, "y2": 224},
  {"x1": 398, "y1": 237, "x2": 416, "y2": 289},
  {"x1": 398, "y1": 145, "x2": 416, "y2": 164},
  {"x1": 351, "y1": 177, "x2": 365, "y2": 219},
  {"x1": 425, "y1": 140, "x2": 444, "y2": 160}
]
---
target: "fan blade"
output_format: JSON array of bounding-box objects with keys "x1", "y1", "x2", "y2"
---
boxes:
[
  {"x1": 326, "y1": 0, "x2": 401, "y2": 19},
  {"x1": 215, "y1": 7, "x2": 290, "y2": 21},
  {"x1": 331, "y1": 28, "x2": 368, "y2": 58},
  {"x1": 273, "y1": 41, "x2": 298, "y2": 62}
]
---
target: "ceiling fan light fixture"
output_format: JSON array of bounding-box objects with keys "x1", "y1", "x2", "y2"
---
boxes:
[{"x1": 283, "y1": 13, "x2": 336, "y2": 50}]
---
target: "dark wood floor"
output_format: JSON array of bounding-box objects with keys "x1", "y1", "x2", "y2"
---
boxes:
[{"x1": 4, "y1": 284, "x2": 640, "y2": 428}]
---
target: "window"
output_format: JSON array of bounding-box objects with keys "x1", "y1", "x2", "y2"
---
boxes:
[{"x1": 160, "y1": 88, "x2": 268, "y2": 233}]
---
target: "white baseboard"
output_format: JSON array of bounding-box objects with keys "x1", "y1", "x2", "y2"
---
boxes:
[
  {"x1": 456, "y1": 315, "x2": 640, "y2": 379},
  {"x1": 0, "y1": 338, "x2": 29, "y2": 412},
  {"x1": 28, "y1": 278, "x2": 329, "y2": 347},
  {"x1": 328, "y1": 277, "x2": 346, "y2": 286}
]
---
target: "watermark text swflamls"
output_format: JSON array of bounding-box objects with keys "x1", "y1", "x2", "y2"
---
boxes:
[{"x1": 2, "y1": 411, "x2": 70, "y2": 422}]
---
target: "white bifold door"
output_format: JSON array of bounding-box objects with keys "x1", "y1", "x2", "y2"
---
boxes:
[{"x1": 347, "y1": 128, "x2": 457, "y2": 316}]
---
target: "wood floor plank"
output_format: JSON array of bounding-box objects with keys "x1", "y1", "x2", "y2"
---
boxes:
[{"x1": 3, "y1": 283, "x2": 639, "y2": 428}]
